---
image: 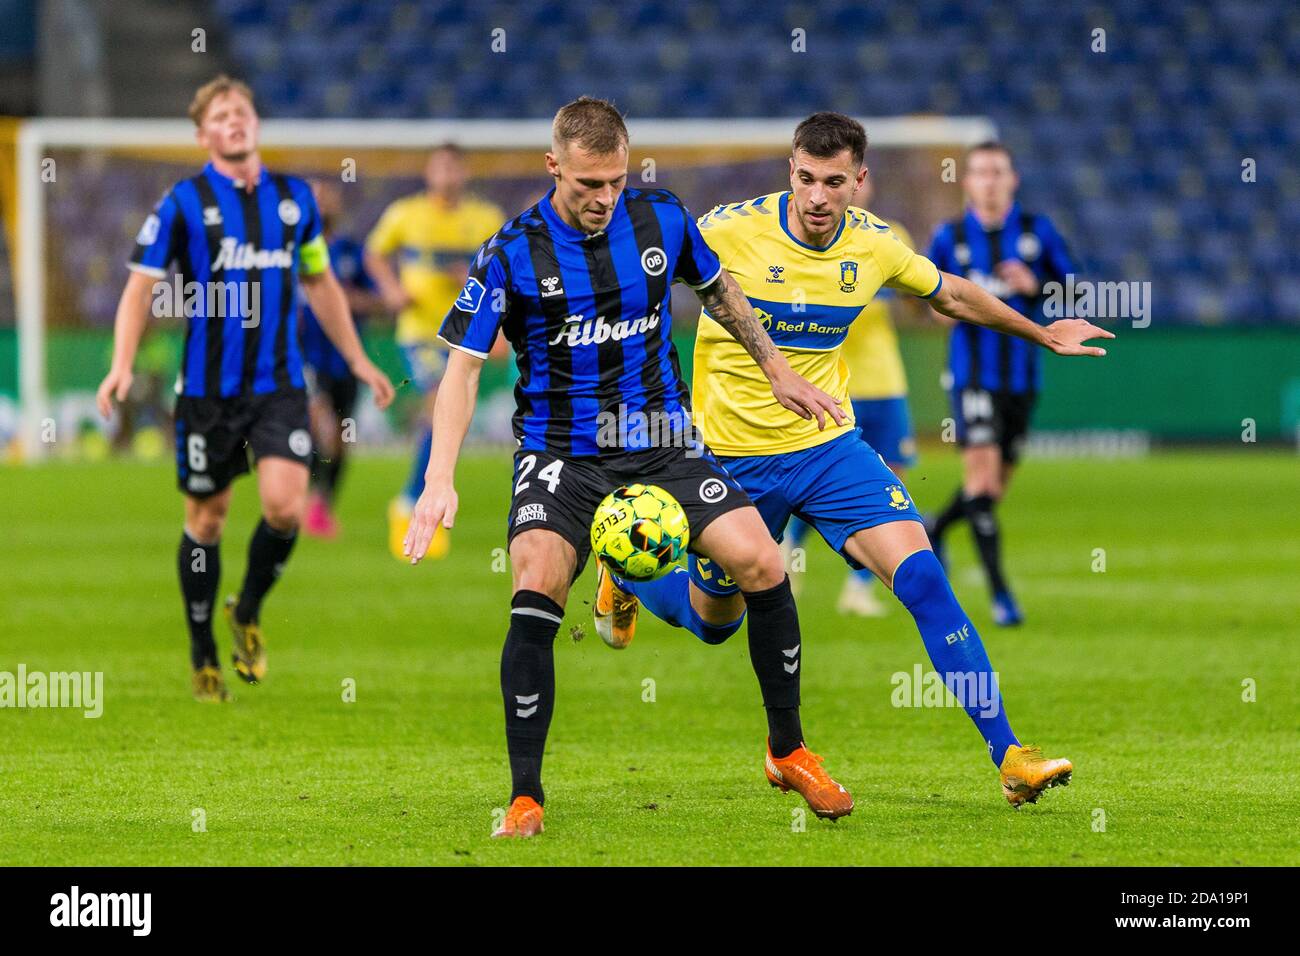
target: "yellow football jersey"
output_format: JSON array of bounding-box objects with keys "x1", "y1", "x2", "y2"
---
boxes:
[
  {"x1": 693, "y1": 192, "x2": 941, "y2": 457},
  {"x1": 837, "y1": 220, "x2": 914, "y2": 400},
  {"x1": 365, "y1": 193, "x2": 504, "y2": 344}
]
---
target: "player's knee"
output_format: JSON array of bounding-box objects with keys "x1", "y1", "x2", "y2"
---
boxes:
[
  {"x1": 891, "y1": 549, "x2": 953, "y2": 611},
  {"x1": 511, "y1": 552, "x2": 570, "y2": 606},
  {"x1": 262, "y1": 497, "x2": 304, "y2": 532},
  {"x1": 727, "y1": 542, "x2": 785, "y2": 592},
  {"x1": 692, "y1": 607, "x2": 745, "y2": 645},
  {"x1": 190, "y1": 513, "x2": 226, "y2": 543}
]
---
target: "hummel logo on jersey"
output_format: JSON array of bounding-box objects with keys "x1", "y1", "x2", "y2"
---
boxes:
[
  {"x1": 455, "y1": 276, "x2": 486, "y2": 312},
  {"x1": 548, "y1": 306, "x2": 661, "y2": 347},
  {"x1": 515, "y1": 693, "x2": 539, "y2": 718},
  {"x1": 203, "y1": 206, "x2": 223, "y2": 227},
  {"x1": 767, "y1": 265, "x2": 785, "y2": 283},
  {"x1": 540, "y1": 276, "x2": 563, "y2": 298},
  {"x1": 211, "y1": 238, "x2": 294, "y2": 271}
]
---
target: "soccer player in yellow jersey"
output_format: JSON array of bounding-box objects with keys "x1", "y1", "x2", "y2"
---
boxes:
[
  {"x1": 595, "y1": 113, "x2": 1113, "y2": 806},
  {"x1": 784, "y1": 169, "x2": 920, "y2": 617},
  {"x1": 365, "y1": 144, "x2": 504, "y2": 558}
]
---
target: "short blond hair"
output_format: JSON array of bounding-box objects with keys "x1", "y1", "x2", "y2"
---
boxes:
[
  {"x1": 551, "y1": 96, "x2": 628, "y2": 156},
  {"x1": 188, "y1": 74, "x2": 256, "y2": 126}
]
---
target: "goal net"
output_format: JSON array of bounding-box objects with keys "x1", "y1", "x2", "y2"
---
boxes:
[{"x1": 2, "y1": 116, "x2": 995, "y2": 460}]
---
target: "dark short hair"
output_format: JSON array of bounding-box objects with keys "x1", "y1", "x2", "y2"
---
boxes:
[
  {"x1": 964, "y1": 140, "x2": 1015, "y2": 169},
  {"x1": 552, "y1": 96, "x2": 629, "y2": 156},
  {"x1": 429, "y1": 141, "x2": 465, "y2": 160},
  {"x1": 792, "y1": 112, "x2": 867, "y2": 167}
]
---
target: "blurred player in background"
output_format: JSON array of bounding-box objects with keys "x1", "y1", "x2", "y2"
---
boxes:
[
  {"x1": 364, "y1": 144, "x2": 504, "y2": 560},
  {"x1": 300, "y1": 178, "x2": 384, "y2": 538},
  {"x1": 95, "y1": 76, "x2": 394, "y2": 701},
  {"x1": 602, "y1": 113, "x2": 1110, "y2": 806},
  {"x1": 925, "y1": 143, "x2": 1076, "y2": 626},
  {"x1": 783, "y1": 169, "x2": 922, "y2": 617}
]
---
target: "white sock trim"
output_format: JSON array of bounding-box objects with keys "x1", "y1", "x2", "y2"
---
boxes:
[{"x1": 512, "y1": 607, "x2": 563, "y2": 625}]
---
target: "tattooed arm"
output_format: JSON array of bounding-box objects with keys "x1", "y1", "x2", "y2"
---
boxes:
[{"x1": 697, "y1": 268, "x2": 847, "y2": 429}]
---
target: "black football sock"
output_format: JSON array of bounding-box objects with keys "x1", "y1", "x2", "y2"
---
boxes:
[
  {"x1": 964, "y1": 494, "x2": 1009, "y2": 595},
  {"x1": 929, "y1": 487, "x2": 967, "y2": 540},
  {"x1": 310, "y1": 449, "x2": 345, "y2": 503},
  {"x1": 323, "y1": 454, "x2": 345, "y2": 503},
  {"x1": 501, "y1": 590, "x2": 563, "y2": 804},
  {"x1": 178, "y1": 531, "x2": 220, "y2": 669},
  {"x1": 235, "y1": 518, "x2": 298, "y2": 624},
  {"x1": 742, "y1": 576, "x2": 804, "y2": 758}
]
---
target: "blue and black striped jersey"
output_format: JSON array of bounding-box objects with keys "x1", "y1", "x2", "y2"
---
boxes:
[
  {"x1": 928, "y1": 202, "x2": 1074, "y2": 394},
  {"x1": 129, "y1": 162, "x2": 327, "y2": 398},
  {"x1": 439, "y1": 186, "x2": 722, "y2": 457},
  {"x1": 300, "y1": 235, "x2": 372, "y2": 381}
]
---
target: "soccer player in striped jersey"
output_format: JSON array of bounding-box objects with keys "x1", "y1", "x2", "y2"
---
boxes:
[
  {"x1": 95, "y1": 76, "x2": 395, "y2": 702},
  {"x1": 597, "y1": 113, "x2": 1110, "y2": 807},
  {"x1": 404, "y1": 98, "x2": 852, "y2": 837},
  {"x1": 925, "y1": 142, "x2": 1076, "y2": 626}
]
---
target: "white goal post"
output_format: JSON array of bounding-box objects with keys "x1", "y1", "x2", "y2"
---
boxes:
[{"x1": 13, "y1": 115, "x2": 996, "y2": 460}]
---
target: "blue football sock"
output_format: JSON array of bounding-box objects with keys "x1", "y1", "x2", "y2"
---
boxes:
[
  {"x1": 891, "y1": 549, "x2": 1019, "y2": 766},
  {"x1": 617, "y1": 566, "x2": 744, "y2": 645},
  {"x1": 402, "y1": 426, "x2": 433, "y2": 504}
]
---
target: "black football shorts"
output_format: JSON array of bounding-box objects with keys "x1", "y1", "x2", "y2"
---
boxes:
[
  {"x1": 174, "y1": 388, "x2": 312, "y2": 497},
  {"x1": 505, "y1": 442, "x2": 751, "y2": 579},
  {"x1": 951, "y1": 388, "x2": 1037, "y2": 465}
]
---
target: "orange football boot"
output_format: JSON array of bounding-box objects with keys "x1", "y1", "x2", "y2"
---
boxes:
[
  {"x1": 492, "y1": 796, "x2": 545, "y2": 838},
  {"x1": 999, "y1": 744, "x2": 1073, "y2": 808},
  {"x1": 765, "y1": 741, "x2": 854, "y2": 819},
  {"x1": 593, "y1": 560, "x2": 639, "y2": 649}
]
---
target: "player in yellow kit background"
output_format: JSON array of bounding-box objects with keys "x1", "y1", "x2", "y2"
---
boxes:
[
  {"x1": 595, "y1": 113, "x2": 1111, "y2": 805},
  {"x1": 364, "y1": 143, "x2": 504, "y2": 558},
  {"x1": 783, "y1": 168, "x2": 924, "y2": 617}
]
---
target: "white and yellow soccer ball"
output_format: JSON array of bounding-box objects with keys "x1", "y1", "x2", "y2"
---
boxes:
[{"x1": 590, "y1": 483, "x2": 690, "y2": 581}]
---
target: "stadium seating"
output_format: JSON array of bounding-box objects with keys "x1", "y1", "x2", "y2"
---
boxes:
[{"x1": 47, "y1": 1, "x2": 1300, "y2": 326}]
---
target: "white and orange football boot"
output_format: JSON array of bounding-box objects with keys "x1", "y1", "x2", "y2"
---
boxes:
[
  {"x1": 999, "y1": 744, "x2": 1073, "y2": 808},
  {"x1": 593, "y1": 561, "x2": 639, "y2": 649},
  {"x1": 492, "y1": 796, "x2": 544, "y2": 838},
  {"x1": 765, "y1": 741, "x2": 854, "y2": 820}
]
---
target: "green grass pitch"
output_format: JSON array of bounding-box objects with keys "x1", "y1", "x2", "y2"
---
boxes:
[{"x1": 1, "y1": 447, "x2": 1296, "y2": 866}]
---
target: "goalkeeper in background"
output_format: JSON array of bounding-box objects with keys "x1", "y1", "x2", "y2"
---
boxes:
[{"x1": 364, "y1": 144, "x2": 504, "y2": 560}]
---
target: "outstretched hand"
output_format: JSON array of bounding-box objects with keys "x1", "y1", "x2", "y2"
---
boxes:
[{"x1": 1043, "y1": 319, "x2": 1115, "y2": 357}]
